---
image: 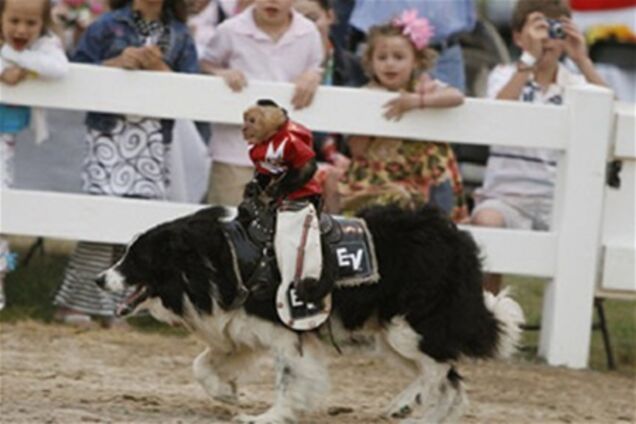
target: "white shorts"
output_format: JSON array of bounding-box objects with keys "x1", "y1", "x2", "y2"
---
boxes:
[{"x1": 472, "y1": 196, "x2": 553, "y2": 231}]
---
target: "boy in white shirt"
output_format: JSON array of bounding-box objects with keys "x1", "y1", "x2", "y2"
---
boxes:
[
  {"x1": 200, "y1": 0, "x2": 323, "y2": 207},
  {"x1": 471, "y1": 0, "x2": 607, "y2": 294}
]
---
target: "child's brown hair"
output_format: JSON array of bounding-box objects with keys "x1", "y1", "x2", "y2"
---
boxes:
[
  {"x1": 511, "y1": 0, "x2": 571, "y2": 32},
  {"x1": 362, "y1": 23, "x2": 437, "y2": 85},
  {"x1": 0, "y1": 0, "x2": 53, "y2": 37}
]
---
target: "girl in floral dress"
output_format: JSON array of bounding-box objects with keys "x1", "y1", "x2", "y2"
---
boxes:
[{"x1": 335, "y1": 10, "x2": 468, "y2": 222}]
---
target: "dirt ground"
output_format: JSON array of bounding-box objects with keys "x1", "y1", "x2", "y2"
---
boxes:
[{"x1": 1, "y1": 321, "x2": 634, "y2": 424}]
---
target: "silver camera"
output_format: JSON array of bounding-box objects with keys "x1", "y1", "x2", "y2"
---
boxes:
[{"x1": 547, "y1": 19, "x2": 565, "y2": 39}]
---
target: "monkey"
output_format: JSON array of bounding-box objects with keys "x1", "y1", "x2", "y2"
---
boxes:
[
  {"x1": 239, "y1": 99, "x2": 328, "y2": 310},
  {"x1": 242, "y1": 99, "x2": 320, "y2": 204},
  {"x1": 242, "y1": 99, "x2": 288, "y2": 145}
]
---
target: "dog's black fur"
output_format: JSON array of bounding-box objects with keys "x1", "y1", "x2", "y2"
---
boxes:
[
  {"x1": 333, "y1": 205, "x2": 500, "y2": 361},
  {"x1": 113, "y1": 205, "x2": 501, "y2": 360},
  {"x1": 101, "y1": 204, "x2": 522, "y2": 423}
]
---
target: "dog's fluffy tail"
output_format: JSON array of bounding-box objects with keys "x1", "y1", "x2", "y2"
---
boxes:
[{"x1": 483, "y1": 287, "x2": 525, "y2": 359}]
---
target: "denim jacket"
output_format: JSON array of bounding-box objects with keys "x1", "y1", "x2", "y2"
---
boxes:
[{"x1": 73, "y1": 4, "x2": 198, "y2": 138}]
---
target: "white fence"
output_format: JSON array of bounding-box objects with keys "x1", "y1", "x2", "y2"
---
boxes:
[
  {"x1": 599, "y1": 103, "x2": 636, "y2": 298},
  {"x1": 0, "y1": 64, "x2": 633, "y2": 368}
]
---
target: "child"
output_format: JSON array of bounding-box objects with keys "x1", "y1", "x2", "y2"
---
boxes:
[
  {"x1": 294, "y1": 0, "x2": 367, "y2": 211},
  {"x1": 241, "y1": 99, "x2": 323, "y2": 304},
  {"x1": 335, "y1": 10, "x2": 468, "y2": 221},
  {"x1": 200, "y1": 0, "x2": 323, "y2": 207},
  {"x1": 0, "y1": 0, "x2": 69, "y2": 310},
  {"x1": 53, "y1": 0, "x2": 198, "y2": 326},
  {"x1": 471, "y1": 0, "x2": 606, "y2": 294},
  {"x1": 52, "y1": 0, "x2": 107, "y2": 52}
]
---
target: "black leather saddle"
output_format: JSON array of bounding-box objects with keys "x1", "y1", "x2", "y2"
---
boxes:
[{"x1": 222, "y1": 202, "x2": 379, "y2": 301}]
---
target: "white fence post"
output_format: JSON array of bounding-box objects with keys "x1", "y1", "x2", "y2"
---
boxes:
[
  {"x1": 599, "y1": 103, "x2": 636, "y2": 296},
  {"x1": 538, "y1": 85, "x2": 614, "y2": 368}
]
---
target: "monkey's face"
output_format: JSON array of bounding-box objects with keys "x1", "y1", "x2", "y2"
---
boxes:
[{"x1": 242, "y1": 106, "x2": 287, "y2": 144}]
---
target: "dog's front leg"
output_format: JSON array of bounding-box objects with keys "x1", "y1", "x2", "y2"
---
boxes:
[
  {"x1": 193, "y1": 347, "x2": 256, "y2": 405},
  {"x1": 236, "y1": 333, "x2": 329, "y2": 424}
]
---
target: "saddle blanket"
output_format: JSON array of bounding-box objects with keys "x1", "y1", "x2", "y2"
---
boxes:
[{"x1": 328, "y1": 216, "x2": 380, "y2": 288}]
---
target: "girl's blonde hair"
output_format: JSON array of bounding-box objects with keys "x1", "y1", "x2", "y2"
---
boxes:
[{"x1": 362, "y1": 23, "x2": 438, "y2": 85}]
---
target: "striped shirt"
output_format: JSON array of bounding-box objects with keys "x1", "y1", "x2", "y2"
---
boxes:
[{"x1": 54, "y1": 242, "x2": 129, "y2": 317}]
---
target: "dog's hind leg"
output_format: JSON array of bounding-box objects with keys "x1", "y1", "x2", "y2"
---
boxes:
[
  {"x1": 381, "y1": 317, "x2": 467, "y2": 423},
  {"x1": 378, "y1": 335, "x2": 422, "y2": 420},
  {"x1": 193, "y1": 347, "x2": 258, "y2": 405},
  {"x1": 380, "y1": 319, "x2": 432, "y2": 420},
  {"x1": 401, "y1": 364, "x2": 467, "y2": 424},
  {"x1": 235, "y1": 332, "x2": 329, "y2": 424}
]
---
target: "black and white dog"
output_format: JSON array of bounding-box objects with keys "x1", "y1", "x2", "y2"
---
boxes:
[{"x1": 97, "y1": 205, "x2": 523, "y2": 424}]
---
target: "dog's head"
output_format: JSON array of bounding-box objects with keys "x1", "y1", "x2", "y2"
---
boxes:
[
  {"x1": 96, "y1": 207, "x2": 244, "y2": 322},
  {"x1": 242, "y1": 99, "x2": 287, "y2": 145}
]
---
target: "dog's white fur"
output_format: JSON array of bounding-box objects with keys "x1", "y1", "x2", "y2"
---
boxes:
[
  {"x1": 103, "y1": 267, "x2": 126, "y2": 293},
  {"x1": 103, "y1": 267, "x2": 523, "y2": 424},
  {"x1": 99, "y1": 203, "x2": 526, "y2": 424}
]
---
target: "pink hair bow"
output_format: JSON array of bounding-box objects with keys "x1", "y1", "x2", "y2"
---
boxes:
[{"x1": 393, "y1": 9, "x2": 435, "y2": 50}]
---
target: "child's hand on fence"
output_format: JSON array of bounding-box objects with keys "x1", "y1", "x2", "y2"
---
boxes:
[
  {"x1": 292, "y1": 69, "x2": 322, "y2": 110},
  {"x1": 118, "y1": 47, "x2": 145, "y2": 69},
  {"x1": 217, "y1": 69, "x2": 247, "y2": 92},
  {"x1": 383, "y1": 91, "x2": 419, "y2": 121},
  {"x1": 560, "y1": 17, "x2": 588, "y2": 64},
  {"x1": 140, "y1": 46, "x2": 170, "y2": 71},
  {"x1": 0, "y1": 66, "x2": 28, "y2": 85}
]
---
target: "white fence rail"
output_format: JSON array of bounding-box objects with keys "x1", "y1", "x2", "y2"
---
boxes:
[{"x1": 0, "y1": 64, "x2": 631, "y2": 368}]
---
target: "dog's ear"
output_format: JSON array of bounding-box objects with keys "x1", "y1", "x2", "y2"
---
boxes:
[
  {"x1": 194, "y1": 228, "x2": 248, "y2": 311},
  {"x1": 170, "y1": 228, "x2": 216, "y2": 315},
  {"x1": 138, "y1": 228, "x2": 210, "y2": 316},
  {"x1": 171, "y1": 225, "x2": 243, "y2": 313}
]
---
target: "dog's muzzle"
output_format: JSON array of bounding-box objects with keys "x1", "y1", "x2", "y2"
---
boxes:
[{"x1": 95, "y1": 269, "x2": 149, "y2": 317}]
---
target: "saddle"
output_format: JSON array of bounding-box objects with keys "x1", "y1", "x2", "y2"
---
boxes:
[{"x1": 222, "y1": 199, "x2": 380, "y2": 305}]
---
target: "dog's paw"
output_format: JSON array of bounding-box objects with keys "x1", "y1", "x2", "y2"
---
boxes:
[
  {"x1": 234, "y1": 411, "x2": 295, "y2": 424},
  {"x1": 388, "y1": 404, "x2": 413, "y2": 419},
  {"x1": 384, "y1": 388, "x2": 422, "y2": 419},
  {"x1": 199, "y1": 376, "x2": 238, "y2": 404}
]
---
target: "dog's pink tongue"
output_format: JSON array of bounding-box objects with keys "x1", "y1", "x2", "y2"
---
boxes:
[{"x1": 116, "y1": 287, "x2": 146, "y2": 317}]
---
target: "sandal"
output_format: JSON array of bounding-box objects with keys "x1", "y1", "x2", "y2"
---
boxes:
[{"x1": 53, "y1": 308, "x2": 96, "y2": 328}]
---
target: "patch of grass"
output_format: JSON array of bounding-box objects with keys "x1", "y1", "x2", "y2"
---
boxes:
[
  {"x1": 505, "y1": 275, "x2": 636, "y2": 374},
  {"x1": 0, "y1": 243, "x2": 186, "y2": 336},
  {"x1": 0, "y1": 247, "x2": 65, "y2": 323},
  {"x1": 1, "y1": 242, "x2": 634, "y2": 373}
]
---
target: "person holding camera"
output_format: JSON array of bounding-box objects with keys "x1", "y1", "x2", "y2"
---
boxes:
[{"x1": 471, "y1": 0, "x2": 607, "y2": 294}]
